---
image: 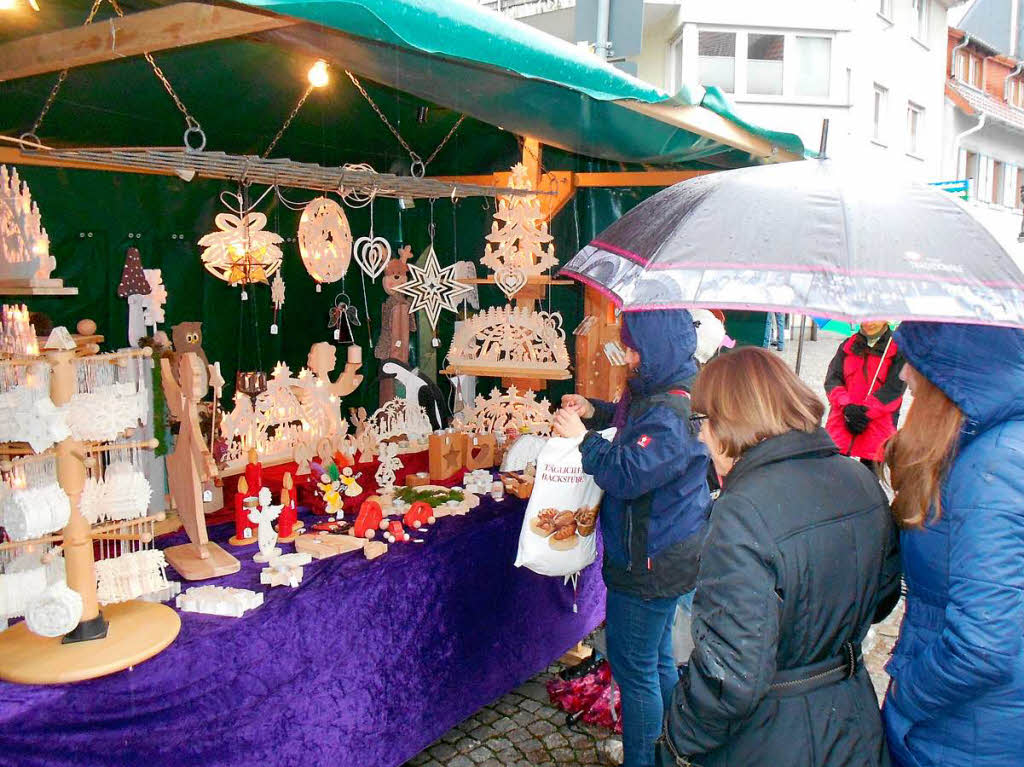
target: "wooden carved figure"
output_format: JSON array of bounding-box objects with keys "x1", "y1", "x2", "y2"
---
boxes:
[
  {"x1": 307, "y1": 341, "x2": 363, "y2": 399},
  {"x1": 161, "y1": 352, "x2": 240, "y2": 580},
  {"x1": 249, "y1": 487, "x2": 282, "y2": 563},
  {"x1": 375, "y1": 245, "x2": 415, "y2": 405},
  {"x1": 380, "y1": 358, "x2": 450, "y2": 431}
]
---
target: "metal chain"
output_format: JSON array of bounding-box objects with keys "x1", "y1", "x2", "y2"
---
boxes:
[
  {"x1": 262, "y1": 85, "x2": 314, "y2": 159},
  {"x1": 107, "y1": 0, "x2": 202, "y2": 138},
  {"x1": 346, "y1": 70, "x2": 465, "y2": 177},
  {"x1": 25, "y1": 0, "x2": 106, "y2": 139}
]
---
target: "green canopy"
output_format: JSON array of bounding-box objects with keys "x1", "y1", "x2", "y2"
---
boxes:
[{"x1": 236, "y1": 0, "x2": 806, "y2": 165}]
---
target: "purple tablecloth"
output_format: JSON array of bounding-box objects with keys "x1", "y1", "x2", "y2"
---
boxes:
[{"x1": 0, "y1": 494, "x2": 605, "y2": 767}]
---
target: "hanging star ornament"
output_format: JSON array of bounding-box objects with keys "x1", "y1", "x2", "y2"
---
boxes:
[{"x1": 394, "y1": 245, "x2": 472, "y2": 331}]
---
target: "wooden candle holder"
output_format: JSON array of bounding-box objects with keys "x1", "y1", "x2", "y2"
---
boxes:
[
  {"x1": 463, "y1": 433, "x2": 497, "y2": 470},
  {"x1": 428, "y1": 432, "x2": 467, "y2": 481}
]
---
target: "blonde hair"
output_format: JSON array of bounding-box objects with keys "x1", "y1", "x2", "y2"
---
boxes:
[
  {"x1": 885, "y1": 372, "x2": 963, "y2": 528},
  {"x1": 692, "y1": 347, "x2": 824, "y2": 459}
]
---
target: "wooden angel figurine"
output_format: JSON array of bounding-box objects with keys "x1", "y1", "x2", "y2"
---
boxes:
[
  {"x1": 160, "y1": 352, "x2": 240, "y2": 580},
  {"x1": 307, "y1": 341, "x2": 363, "y2": 399},
  {"x1": 249, "y1": 487, "x2": 282, "y2": 563},
  {"x1": 375, "y1": 245, "x2": 416, "y2": 405}
]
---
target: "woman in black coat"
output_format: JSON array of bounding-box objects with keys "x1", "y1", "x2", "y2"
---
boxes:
[{"x1": 663, "y1": 347, "x2": 901, "y2": 767}]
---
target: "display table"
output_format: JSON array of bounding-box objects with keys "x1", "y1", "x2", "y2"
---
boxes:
[{"x1": 0, "y1": 494, "x2": 605, "y2": 767}]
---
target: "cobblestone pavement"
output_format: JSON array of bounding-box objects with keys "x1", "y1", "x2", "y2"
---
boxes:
[{"x1": 405, "y1": 327, "x2": 904, "y2": 766}]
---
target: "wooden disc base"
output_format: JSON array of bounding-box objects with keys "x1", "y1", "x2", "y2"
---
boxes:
[
  {"x1": 164, "y1": 541, "x2": 241, "y2": 581},
  {"x1": 0, "y1": 601, "x2": 181, "y2": 685},
  {"x1": 227, "y1": 534, "x2": 257, "y2": 547}
]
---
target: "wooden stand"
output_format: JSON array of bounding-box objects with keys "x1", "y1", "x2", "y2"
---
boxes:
[
  {"x1": 0, "y1": 600, "x2": 180, "y2": 684},
  {"x1": 0, "y1": 346, "x2": 180, "y2": 684},
  {"x1": 161, "y1": 353, "x2": 240, "y2": 580}
]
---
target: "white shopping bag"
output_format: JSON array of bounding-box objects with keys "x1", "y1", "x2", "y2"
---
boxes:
[{"x1": 514, "y1": 430, "x2": 613, "y2": 577}]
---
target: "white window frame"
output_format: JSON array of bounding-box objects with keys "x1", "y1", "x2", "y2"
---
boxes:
[
  {"x1": 912, "y1": 0, "x2": 929, "y2": 45},
  {"x1": 668, "y1": 36, "x2": 684, "y2": 94},
  {"x1": 690, "y1": 26, "x2": 835, "y2": 102},
  {"x1": 906, "y1": 101, "x2": 924, "y2": 158},
  {"x1": 872, "y1": 84, "x2": 888, "y2": 144},
  {"x1": 878, "y1": 0, "x2": 893, "y2": 21}
]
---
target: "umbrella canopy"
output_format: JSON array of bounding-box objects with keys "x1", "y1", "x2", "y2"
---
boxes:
[{"x1": 560, "y1": 160, "x2": 1024, "y2": 328}]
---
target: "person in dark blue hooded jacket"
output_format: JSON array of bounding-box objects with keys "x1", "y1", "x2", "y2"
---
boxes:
[
  {"x1": 882, "y1": 322, "x2": 1024, "y2": 767},
  {"x1": 553, "y1": 309, "x2": 710, "y2": 767}
]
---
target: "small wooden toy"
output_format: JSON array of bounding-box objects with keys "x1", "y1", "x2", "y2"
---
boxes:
[
  {"x1": 403, "y1": 501, "x2": 435, "y2": 530},
  {"x1": 259, "y1": 552, "x2": 312, "y2": 588},
  {"x1": 294, "y1": 532, "x2": 365, "y2": 560},
  {"x1": 353, "y1": 499, "x2": 382, "y2": 539},
  {"x1": 384, "y1": 520, "x2": 410, "y2": 544},
  {"x1": 175, "y1": 586, "x2": 263, "y2": 617},
  {"x1": 364, "y1": 540, "x2": 388, "y2": 560}
]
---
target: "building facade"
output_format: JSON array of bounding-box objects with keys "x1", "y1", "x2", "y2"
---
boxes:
[
  {"x1": 943, "y1": 2, "x2": 1024, "y2": 211},
  {"x1": 487, "y1": 0, "x2": 963, "y2": 179}
]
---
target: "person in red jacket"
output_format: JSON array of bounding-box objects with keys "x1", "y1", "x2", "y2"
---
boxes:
[{"x1": 824, "y1": 320, "x2": 906, "y2": 470}]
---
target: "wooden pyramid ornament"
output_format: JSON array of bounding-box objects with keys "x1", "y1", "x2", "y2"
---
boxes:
[
  {"x1": 0, "y1": 165, "x2": 71, "y2": 293},
  {"x1": 452, "y1": 385, "x2": 554, "y2": 436},
  {"x1": 443, "y1": 305, "x2": 571, "y2": 380},
  {"x1": 482, "y1": 163, "x2": 557, "y2": 300}
]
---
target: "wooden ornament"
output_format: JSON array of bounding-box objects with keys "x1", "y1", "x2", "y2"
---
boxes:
[
  {"x1": 443, "y1": 305, "x2": 571, "y2": 379},
  {"x1": 428, "y1": 432, "x2": 467, "y2": 482},
  {"x1": 482, "y1": 163, "x2": 557, "y2": 299},
  {"x1": 463, "y1": 433, "x2": 497, "y2": 471},
  {"x1": 199, "y1": 211, "x2": 283, "y2": 286},
  {"x1": 452, "y1": 385, "x2": 554, "y2": 437},
  {"x1": 393, "y1": 244, "x2": 472, "y2": 332},
  {"x1": 298, "y1": 196, "x2": 352, "y2": 285},
  {"x1": 0, "y1": 165, "x2": 68, "y2": 292}
]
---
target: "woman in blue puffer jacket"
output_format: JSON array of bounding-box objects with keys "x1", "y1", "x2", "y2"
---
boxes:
[{"x1": 883, "y1": 321, "x2": 1024, "y2": 767}]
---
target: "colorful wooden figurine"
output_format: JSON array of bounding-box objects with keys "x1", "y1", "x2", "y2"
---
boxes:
[
  {"x1": 383, "y1": 520, "x2": 411, "y2": 544},
  {"x1": 317, "y1": 463, "x2": 344, "y2": 519}
]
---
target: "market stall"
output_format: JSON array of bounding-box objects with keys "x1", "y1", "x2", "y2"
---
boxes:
[{"x1": 0, "y1": 1, "x2": 805, "y2": 764}]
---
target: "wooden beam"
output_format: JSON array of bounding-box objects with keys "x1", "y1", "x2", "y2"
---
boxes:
[
  {"x1": 0, "y1": 2, "x2": 296, "y2": 82},
  {"x1": 0, "y1": 146, "x2": 176, "y2": 176},
  {"x1": 575, "y1": 169, "x2": 714, "y2": 187},
  {"x1": 619, "y1": 101, "x2": 803, "y2": 163}
]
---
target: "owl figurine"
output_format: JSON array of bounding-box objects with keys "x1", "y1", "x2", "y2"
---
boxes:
[{"x1": 172, "y1": 322, "x2": 209, "y2": 369}]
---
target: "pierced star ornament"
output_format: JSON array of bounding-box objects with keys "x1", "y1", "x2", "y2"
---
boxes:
[{"x1": 393, "y1": 244, "x2": 472, "y2": 333}]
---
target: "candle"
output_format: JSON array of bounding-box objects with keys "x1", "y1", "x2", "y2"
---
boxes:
[{"x1": 347, "y1": 344, "x2": 362, "y2": 364}]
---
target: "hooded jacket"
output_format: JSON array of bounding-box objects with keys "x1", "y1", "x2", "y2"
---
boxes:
[
  {"x1": 666, "y1": 428, "x2": 900, "y2": 767},
  {"x1": 884, "y1": 322, "x2": 1024, "y2": 767},
  {"x1": 580, "y1": 310, "x2": 711, "y2": 599},
  {"x1": 825, "y1": 328, "x2": 907, "y2": 461}
]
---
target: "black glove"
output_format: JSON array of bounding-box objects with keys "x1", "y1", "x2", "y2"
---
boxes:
[{"x1": 844, "y1": 404, "x2": 870, "y2": 435}]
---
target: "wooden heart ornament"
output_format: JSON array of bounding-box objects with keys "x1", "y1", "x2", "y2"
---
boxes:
[
  {"x1": 494, "y1": 266, "x2": 528, "y2": 299},
  {"x1": 353, "y1": 235, "x2": 391, "y2": 281}
]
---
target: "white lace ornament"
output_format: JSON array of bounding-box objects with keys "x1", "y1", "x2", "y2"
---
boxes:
[
  {"x1": 64, "y1": 382, "x2": 145, "y2": 442},
  {"x1": 0, "y1": 548, "x2": 65, "y2": 620},
  {"x1": 24, "y1": 583, "x2": 83, "y2": 637},
  {"x1": 176, "y1": 585, "x2": 264, "y2": 617},
  {"x1": 95, "y1": 549, "x2": 170, "y2": 605},
  {"x1": 101, "y1": 463, "x2": 152, "y2": 522},
  {"x1": 0, "y1": 482, "x2": 71, "y2": 541}
]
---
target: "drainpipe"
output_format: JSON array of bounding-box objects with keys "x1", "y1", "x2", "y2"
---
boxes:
[
  {"x1": 1006, "y1": 60, "x2": 1024, "y2": 101},
  {"x1": 955, "y1": 112, "x2": 987, "y2": 196},
  {"x1": 595, "y1": 0, "x2": 611, "y2": 59},
  {"x1": 951, "y1": 33, "x2": 970, "y2": 79}
]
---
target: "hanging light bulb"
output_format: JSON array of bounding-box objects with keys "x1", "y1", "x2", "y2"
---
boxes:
[
  {"x1": 307, "y1": 60, "x2": 330, "y2": 89},
  {"x1": 0, "y1": 0, "x2": 19, "y2": 10}
]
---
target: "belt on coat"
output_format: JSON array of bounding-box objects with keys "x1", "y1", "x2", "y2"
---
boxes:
[{"x1": 767, "y1": 641, "x2": 861, "y2": 698}]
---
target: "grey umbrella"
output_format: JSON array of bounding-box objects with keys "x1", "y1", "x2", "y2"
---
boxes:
[{"x1": 560, "y1": 159, "x2": 1024, "y2": 328}]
